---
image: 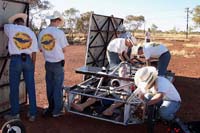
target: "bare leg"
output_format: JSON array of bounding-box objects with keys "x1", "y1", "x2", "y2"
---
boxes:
[
  {"x1": 71, "y1": 98, "x2": 97, "y2": 112},
  {"x1": 102, "y1": 102, "x2": 123, "y2": 116}
]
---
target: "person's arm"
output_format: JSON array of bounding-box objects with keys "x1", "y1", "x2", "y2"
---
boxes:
[
  {"x1": 119, "y1": 51, "x2": 130, "y2": 61},
  {"x1": 147, "y1": 92, "x2": 163, "y2": 106},
  {"x1": 62, "y1": 46, "x2": 67, "y2": 53},
  {"x1": 122, "y1": 51, "x2": 130, "y2": 61},
  {"x1": 122, "y1": 51, "x2": 137, "y2": 64},
  {"x1": 146, "y1": 59, "x2": 151, "y2": 66},
  {"x1": 118, "y1": 53, "x2": 125, "y2": 61},
  {"x1": 60, "y1": 30, "x2": 69, "y2": 53}
]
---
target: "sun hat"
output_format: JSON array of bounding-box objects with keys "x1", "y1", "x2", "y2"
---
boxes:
[
  {"x1": 134, "y1": 66, "x2": 158, "y2": 90},
  {"x1": 128, "y1": 36, "x2": 137, "y2": 46},
  {"x1": 117, "y1": 24, "x2": 126, "y2": 32},
  {"x1": 46, "y1": 12, "x2": 65, "y2": 27},
  {"x1": 8, "y1": 13, "x2": 27, "y2": 24}
]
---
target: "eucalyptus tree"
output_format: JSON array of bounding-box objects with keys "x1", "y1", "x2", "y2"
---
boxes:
[
  {"x1": 29, "y1": 0, "x2": 53, "y2": 30},
  {"x1": 76, "y1": 11, "x2": 94, "y2": 33},
  {"x1": 63, "y1": 8, "x2": 79, "y2": 32},
  {"x1": 192, "y1": 5, "x2": 200, "y2": 28},
  {"x1": 151, "y1": 24, "x2": 158, "y2": 33},
  {"x1": 124, "y1": 15, "x2": 145, "y2": 33}
]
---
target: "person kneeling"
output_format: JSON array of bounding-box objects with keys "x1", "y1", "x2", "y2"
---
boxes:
[{"x1": 134, "y1": 66, "x2": 181, "y2": 121}]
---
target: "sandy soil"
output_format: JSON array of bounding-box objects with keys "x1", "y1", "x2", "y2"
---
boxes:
[{"x1": 0, "y1": 38, "x2": 200, "y2": 133}]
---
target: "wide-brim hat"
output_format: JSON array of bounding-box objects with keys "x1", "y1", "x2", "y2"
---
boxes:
[
  {"x1": 8, "y1": 13, "x2": 27, "y2": 24},
  {"x1": 128, "y1": 36, "x2": 137, "y2": 46},
  {"x1": 46, "y1": 12, "x2": 64, "y2": 27},
  {"x1": 134, "y1": 66, "x2": 158, "y2": 91}
]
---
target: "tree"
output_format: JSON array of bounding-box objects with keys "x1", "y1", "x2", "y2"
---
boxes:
[
  {"x1": 192, "y1": 5, "x2": 200, "y2": 27},
  {"x1": 30, "y1": 0, "x2": 52, "y2": 11},
  {"x1": 76, "y1": 11, "x2": 94, "y2": 33},
  {"x1": 150, "y1": 24, "x2": 158, "y2": 33},
  {"x1": 124, "y1": 15, "x2": 145, "y2": 32},
  {"x1": 63, "y1": 8, "x2": 79, "y2": 31},
  {"x1": 63, "y1": 8, "x2": 79, "y2": 43},
  {"x1": 169, "y1": 26, "x2": 178, "y2": 34},
  {"x1": 188, "y1": 26, "x2": 194, "y2": 33},
  {"x1": 29, "y1": 0, "x2": 53, "y2": 30}
]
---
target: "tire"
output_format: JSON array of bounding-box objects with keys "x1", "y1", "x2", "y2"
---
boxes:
[{"x1": 1, "y1": 119, "x2": 26, "y2": 133}]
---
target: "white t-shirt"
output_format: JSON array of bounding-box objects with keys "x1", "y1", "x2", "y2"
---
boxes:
[
  {"x1": 4, "y1": 24, "x2": 38, "y2": 55},
  {"x1": 155, "y1": 76, "x2": 181, "y2": 102},
  {"x1": 38, "y1": 26, "x2": 68, "y2": 62},
  {"x1": 143, "y1": 42, "x2": 168, "y2": 59},
  {"x1": 107, "y1": 38, "x2": 128, "y2": 54},
  {"x1": 135, "y1": 76, "x2": 181, "y2": 102}
]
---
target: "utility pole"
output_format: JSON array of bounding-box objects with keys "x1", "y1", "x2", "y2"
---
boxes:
[{"x1": 185, "y1": 7, "x2": 192, "y2": 39}]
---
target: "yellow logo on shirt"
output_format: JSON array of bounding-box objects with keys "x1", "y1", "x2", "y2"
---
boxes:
[
  {"x1": 13, "y1": 32, "x2": 32, "y2": 49},
  {"x1": 41, "y1": 34, "x2": 55, "y2": 51}
]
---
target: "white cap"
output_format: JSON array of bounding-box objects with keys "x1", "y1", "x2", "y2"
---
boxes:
[{"x1": 46, "y1": 11, "x2": 65, "y2": 27}]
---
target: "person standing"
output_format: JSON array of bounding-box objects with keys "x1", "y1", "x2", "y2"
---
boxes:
[
  {"x1": 107, "y1": 38, "x2": 135, "y2": 69},
  {"x1": 4, "y1": 13, "x2": 38, "y2": 122},
  {"x1": 111, "y1": 15, "x2": 137, "y2": 57},
  {"x1": 38, "y1": 12, "x2": 68, "y2": 117},
  {"x1": 145, "y1": 28, "x2": 151, "y2": 42}
]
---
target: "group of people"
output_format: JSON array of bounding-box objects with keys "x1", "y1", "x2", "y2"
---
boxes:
[
  {"x1": 4, "y1": 12, "x2": 68, "y2": 122},
  {"x1": 3, "y1": 13, "x2": 181, "y2": 123},
  {"x1": 72, "y1": 22, "x2": 181, "y2": 122}
]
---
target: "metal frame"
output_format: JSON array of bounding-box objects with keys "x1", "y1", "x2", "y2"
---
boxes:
[
  {"x1": 85, "y1": 14, "x2": 123, "y2": 67},
  {"x1": 65, "y1": 60, "x2": 175, "y2": 125},
  {"x1": 65, "y1": 62, "x2": 146, "y2": 125}
]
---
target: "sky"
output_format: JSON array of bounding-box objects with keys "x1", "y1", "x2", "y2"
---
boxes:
[{"x1": 47, "y1": 0, "x2": 199, "y2": 31}]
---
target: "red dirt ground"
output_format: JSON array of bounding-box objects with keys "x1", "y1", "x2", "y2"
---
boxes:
[{"x1": 0, "y1": 38, "x2": 200, "y2": 133}]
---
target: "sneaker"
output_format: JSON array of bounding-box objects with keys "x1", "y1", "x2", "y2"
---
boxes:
[
  {"x1": 4, "y1": 114, "x2": 20, "y2": 121},
  {"x1": 29, "y1": 116, "x2": 36, "y2": 122},
  {"x1": 52, "y1": 112, "x2": 64, "y2": 118}
]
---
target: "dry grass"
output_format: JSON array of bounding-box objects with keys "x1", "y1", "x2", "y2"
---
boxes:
[
  {"x1": 135, "y1": 32, "x2": 200, "y2": 42},
  {"x1": 161, "y1": 42, "x2": 174, "y2": 47},
  {"x1": 183, "y1": 42, "x2": 200, "y2": 48},
  {"x1": 171, "y1": 49, "x2": 196, "y2": 58}
]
